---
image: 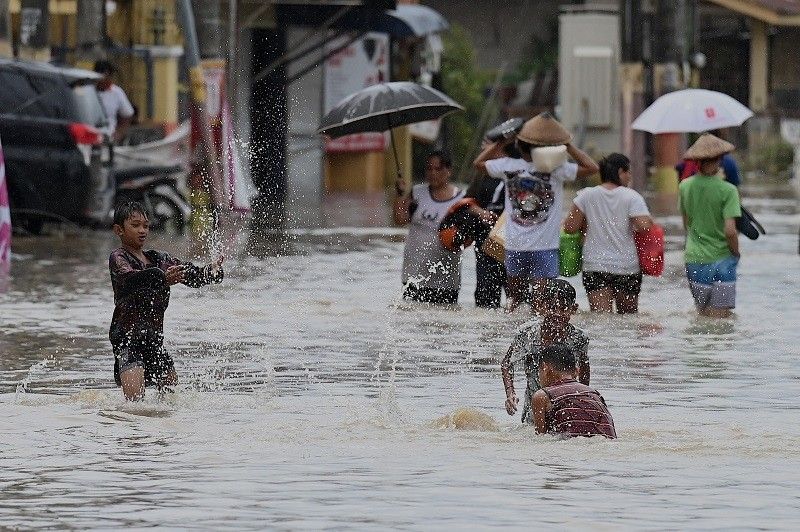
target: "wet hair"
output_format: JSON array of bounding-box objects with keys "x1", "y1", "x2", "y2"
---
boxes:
[
  {"x1": 94, "y1": 60, "x2": 115, "y2": 75},
  {"x1": 538, "y1": 343, "x2": 576, "y2": 372},
  {"x1": 113, "y1": 201, "x2": 148, "y2": 227},
  {"x1": 539, "y1": 279, "x2": 577, "y2": 311},
  {"x1": 427, "y1": 150, "x2": 452, "y2": 169},
  {"x1": 599, "y1": 153, "x2": 630, "y2": 185}
]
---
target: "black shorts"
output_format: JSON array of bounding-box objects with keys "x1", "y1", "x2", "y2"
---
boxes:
[
  {"x1": 582, "y1": 271, "x2": 642, "y2": 296},
  {"x1": 402, "y1": 285, "x2": 459, "y2": 305},
  {"x1": 113, "y1": 341, "x2": 175, "y2": 386}
]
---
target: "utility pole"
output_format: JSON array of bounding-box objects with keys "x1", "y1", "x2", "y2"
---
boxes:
[{"x1": 0, "y1": 0, "x2": 11, "y2": 57}]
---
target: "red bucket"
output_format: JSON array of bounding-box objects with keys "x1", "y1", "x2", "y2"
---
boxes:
[{"x1": 634, "y1": 224, "x2": 664, "y2": 277}]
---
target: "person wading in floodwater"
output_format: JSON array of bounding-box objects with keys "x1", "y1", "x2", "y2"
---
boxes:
[
  {"x1": 394, "y1": 151, "x2": 466, "y2": 305},
  {"x1": 473, "y1": 113, "x2": 599, "y2": 311},
  {"x1": 532, "y1": 343, "x2": 616, "y2": 439},
  {"x1": 501, "y1": 279, "x2": 590, "y2": 424},
  {"x1": 563, "y1": 153, "x2": 654, "y2": 313},
  {"x1": 109, "y1": 201, "x2": 224, "y2": 400},
  {"x1": 679, "y1": 134, "x2": 742, "y2": 318}
]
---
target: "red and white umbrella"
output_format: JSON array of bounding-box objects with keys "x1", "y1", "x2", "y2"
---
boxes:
[{"x1": 632, "y1": 89, "x2": 754, "y2": 134}]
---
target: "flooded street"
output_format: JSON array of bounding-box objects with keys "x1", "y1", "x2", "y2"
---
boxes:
[{"x1": 2, "y1": 182, "x2": 800, "y2": 529}]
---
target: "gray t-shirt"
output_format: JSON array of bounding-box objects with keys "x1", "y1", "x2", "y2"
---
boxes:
[
  {"x1": 401, "y1": 184, "x2": 466, "y2": 291},
  {"x1": 508, "y1": 317, "x2": 590, "y2": 423}
]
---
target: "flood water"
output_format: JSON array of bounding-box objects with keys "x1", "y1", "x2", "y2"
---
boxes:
[{"x1": 2, "y1": 181, "x2": 800, "y2": 529}]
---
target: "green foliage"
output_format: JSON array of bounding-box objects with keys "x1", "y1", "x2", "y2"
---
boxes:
[
  {"x1": 440, "y1": 24, "x2": 495, "y2": 171},
  {"x1": 748, "y1": 136, "x2": 795, "y2": 177},
  {"x1": 503, "y1": 27, "x2": 558, "y2": 85}
]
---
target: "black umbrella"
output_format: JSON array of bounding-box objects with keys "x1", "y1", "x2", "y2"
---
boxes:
[{"x1": 317, "y1": 82, "x2": 464, "y2": 181}]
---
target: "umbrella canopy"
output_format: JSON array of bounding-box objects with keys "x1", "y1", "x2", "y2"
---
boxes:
[
  {"x1": 317, "y1": 81, "x2": 464, "y2": 138},
  {"x1": 631, "y1": 89, "x2": 754, "y2": 134},
  {"x1": 385, "y1": 4, "x2": 449, "y2": 37}
]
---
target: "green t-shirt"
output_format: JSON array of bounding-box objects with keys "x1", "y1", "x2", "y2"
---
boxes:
[{"x1": 678, "y1": 174, "x2": 741, "y2": 264}]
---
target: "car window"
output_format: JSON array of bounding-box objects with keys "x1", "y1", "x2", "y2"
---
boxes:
[
  {"x1": 0, "y1": 70, "x2": 37, "y2": 112},
  {"x1": 26, "y1": 74, "x2": 76, "y2": 119},
  {"x1": 72, "y1": 83, "x2": 109, "y2": 128}
]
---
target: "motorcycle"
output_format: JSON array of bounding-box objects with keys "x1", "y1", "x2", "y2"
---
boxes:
[{"x1": 112, "y1": 164, "x2": 191, "y2": 234}]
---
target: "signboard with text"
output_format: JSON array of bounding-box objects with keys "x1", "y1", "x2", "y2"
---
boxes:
[{"x1": 324, "y1": 32, "x2": 389, "y2": 153}]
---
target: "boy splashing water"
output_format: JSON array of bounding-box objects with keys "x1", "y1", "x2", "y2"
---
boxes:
[
  {"x1": 500, "y1": 279, "x2": 590, "y2": 424},
  {"x1": 109, "y1": 202, "x2": 223, "y2": 400}
]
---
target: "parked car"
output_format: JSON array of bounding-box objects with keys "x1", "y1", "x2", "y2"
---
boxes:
[{"x1": 0, "y1": 59, "x2": 111, "y2": 233}]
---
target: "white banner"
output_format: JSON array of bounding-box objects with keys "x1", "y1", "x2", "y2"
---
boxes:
[{"x1": 324, "y1": 32, "x2": 389, "y2": 153}]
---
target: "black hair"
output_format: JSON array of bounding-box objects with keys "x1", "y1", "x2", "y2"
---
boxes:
[
  {"x1": 503, "y1": 141, "x2": 522, "y2": 158},
  {"x1": 94, "y1": 60, "x2": 115, "y2": 75},
  {"x1": 538, "y1": 343, "x2": 576, "y2": 372},
  {"x1": 540, "y1": 279, "x2": 577, "y2": 310},
  {"x1": 113, "y1": 201, "x2": 148, "y2": 227},
  {"x1": 598, "y1": 153, "x2": 630, "y2": 185},
  {"x1": 427, "y1": 150, "x2": 452, "y2": 169}
]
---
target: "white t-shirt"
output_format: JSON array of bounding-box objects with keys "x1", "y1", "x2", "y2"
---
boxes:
[
  {"x1": 99, "y1": 84, "x2": 135, "y2": 136},
  {"x1": 484, "y1": 157, "x2": 578, "y2": 251},
  {"x1": 401, "y1": 184, "x2": 466, "y2": 291},
  {"x1": 573, "y1": 185, "x2": 650, "y2": 275}
]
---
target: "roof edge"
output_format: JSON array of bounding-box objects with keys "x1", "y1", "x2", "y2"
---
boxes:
[{"x1": 706, "y1": 0, "x2": 800, "y2": 26}]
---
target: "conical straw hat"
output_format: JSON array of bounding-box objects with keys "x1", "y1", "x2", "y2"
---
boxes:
[
  {"x1": 517, "y1": 112, "x2": 573, "y2": 146},
  {"x1": 684, "y1": 133, "x2": 735, "y2": 160}
]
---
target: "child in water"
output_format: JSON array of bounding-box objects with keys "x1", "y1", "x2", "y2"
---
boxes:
[
  {"x1": 109, "y1": 201, "x2": 224, "y2": 400},
  {"x1": 501, "y1": 279, "x2": 589, "y2": 423},
  {"x1": 532, "y1": 344, "x2": 616, "y2": 439}
]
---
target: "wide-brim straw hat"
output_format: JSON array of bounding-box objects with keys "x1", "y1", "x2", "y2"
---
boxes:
[
  {"x1": 684, "y1": 133, "x2": 735, "y2": 160},
  {"x1": 517, "y1": 112, "x2": 573, "y2": 146}
]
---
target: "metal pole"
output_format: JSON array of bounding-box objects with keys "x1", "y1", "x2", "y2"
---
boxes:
[{"x1": 176, "y1": 0, "x2": 226, "y2": 212}]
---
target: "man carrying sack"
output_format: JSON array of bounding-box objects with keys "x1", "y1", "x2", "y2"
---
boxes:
[{"x1": 473, "y1": 113, "x2": 599, "y2": 311}]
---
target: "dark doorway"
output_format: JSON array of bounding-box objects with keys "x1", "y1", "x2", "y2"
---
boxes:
[{"x1": 250, "y1": 27, "x2": 288, "y2": 226}]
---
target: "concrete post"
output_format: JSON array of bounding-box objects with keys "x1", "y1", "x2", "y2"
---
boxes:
[
  {"x1": 0, "y1": 0, "x2": 12, "y2": 57},
  {"x1": 749, "y1": 19, "x2": 769, "y2": 113},
  {"x1": 76, "y1": 0, "x2": 105, "y2": 56},
  {"x1": 650, "y1": 0, "x2": 688, "y2": 204}
]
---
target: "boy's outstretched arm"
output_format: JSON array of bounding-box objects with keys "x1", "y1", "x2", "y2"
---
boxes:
[
  {"x1": 500, "y1": 346, "x2": 518, "y2": 415},
  {"x1": 166, "y1": 254, "x2": 225, "y2": 288},
  {"x1": 532, "y1": 390, "x2": 551, "y2": 434}
]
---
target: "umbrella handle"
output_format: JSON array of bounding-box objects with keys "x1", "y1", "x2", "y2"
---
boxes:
[{"x1": 389, "y1": 122, "x2": 406, "y2": 195}]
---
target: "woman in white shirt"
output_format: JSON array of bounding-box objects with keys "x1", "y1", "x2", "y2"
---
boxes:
[{"x1": 563, "y1": 153, "x2": 653, "y2": 313}]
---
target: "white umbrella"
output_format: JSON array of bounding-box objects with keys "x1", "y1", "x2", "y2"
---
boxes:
[{"x1": 631, "y1": 89, "x2": 754, "y2": 134}]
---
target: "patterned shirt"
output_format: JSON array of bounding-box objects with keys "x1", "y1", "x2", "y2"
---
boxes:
[{"x1": 502, "y1": 317, "x2": 590, "y2": 423}]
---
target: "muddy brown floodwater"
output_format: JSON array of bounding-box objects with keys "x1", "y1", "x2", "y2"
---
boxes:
[{"x1": 2, "y1": 181, "x2": 800, "y2": 529}]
